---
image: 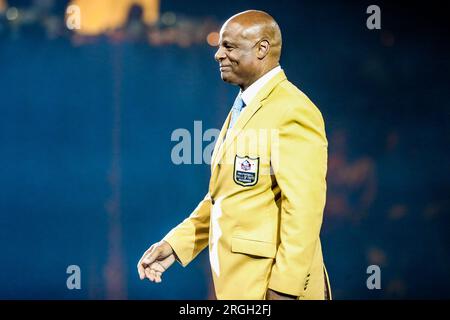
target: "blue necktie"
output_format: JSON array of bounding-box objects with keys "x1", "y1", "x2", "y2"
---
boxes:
[{"x1": 228, "y1": 93, "x2": 246, "y2": 130}]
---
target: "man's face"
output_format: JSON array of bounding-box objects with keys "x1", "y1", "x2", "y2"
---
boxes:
[{"x1": 214, "y1": 22, "x2": 259, "y2": 88}]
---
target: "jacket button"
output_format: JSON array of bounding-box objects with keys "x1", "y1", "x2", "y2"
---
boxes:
[{"x1": 211, "y1": 198, "x2": 215, "y2": 205}]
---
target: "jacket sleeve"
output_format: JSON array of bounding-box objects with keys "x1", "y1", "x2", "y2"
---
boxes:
[
  {"x1": 162, "y1": 193, "x2": 211, "y2": 267},
  {"x1": 268, "y1": 100, "x2": 328, "y2": 296}
]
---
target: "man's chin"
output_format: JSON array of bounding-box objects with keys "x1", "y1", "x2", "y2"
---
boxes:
[{"x1": 220, "y1": 72, "x2": 237, "y2": 85}]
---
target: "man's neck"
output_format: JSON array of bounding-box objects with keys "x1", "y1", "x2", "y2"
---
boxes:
[{"x1": 240, "y1": 64, "x2": 280, "y2": 91}]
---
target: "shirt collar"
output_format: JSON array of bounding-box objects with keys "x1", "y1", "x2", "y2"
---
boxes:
[{"x1": 240, "y1": 65, "x2": 282, "y2": 106}]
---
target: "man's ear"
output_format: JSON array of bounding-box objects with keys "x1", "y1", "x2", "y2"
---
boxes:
[{"x1": 257, "y1": 40, "x2": 270, "y2": 59}]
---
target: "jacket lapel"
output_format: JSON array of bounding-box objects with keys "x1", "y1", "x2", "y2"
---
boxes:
[
  {"x1": 211, "y1": 71, "x2": 287, "y2": 172},
  {"x1": 210, "y1": 111, "x2": 232, "y2": 171}
]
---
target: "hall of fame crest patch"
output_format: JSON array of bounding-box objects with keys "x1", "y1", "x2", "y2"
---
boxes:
[{"x1": 233, "y1": 155, "x2": 259, "y2": 187}]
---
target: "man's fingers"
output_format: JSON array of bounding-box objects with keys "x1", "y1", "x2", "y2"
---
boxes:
[
  {"x1": 144, "y1": 267, "x2": 154, "y2": 282},
  {"x1": 142, "y1": 248, "x2": 161, "y2": 266},
  {"x1": 138, "y1": 242, "x2": 175, "y2": 282},
  {"x1": 138, "y1": 245, "x2": 155, "y2": 265},
  {"x1": 154, "y1": 271, "x2": 162, "y2": 283},
  {"x1": 138, "y1": 265, "x2": 146, "y2": 280},
  {"x1": 160, "y1": 253, "x2": 176, "y2": 269},
  {"x1": 138, "y1": 254, "x2": 152, "y2": 280},
  {"x1": 137, "y1": 244, "x2": 156, "y2": 279},
  {"x1": 149, "y1": 269, "x2": 159, "y2": 282},
  {"x1": 147, "y1": 268, "x2": 162, "y2": 283},
  {"x1": 137, "y1": 258, "x2": 146, "y2": 279},
  {"x1": 150, "y1": 262, "x2": 165, "y2": 273}
]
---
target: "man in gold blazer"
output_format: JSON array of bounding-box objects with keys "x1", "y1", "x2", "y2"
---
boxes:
[{"x1": 138, "y1": 10, "x2": 331, "y2": 300}]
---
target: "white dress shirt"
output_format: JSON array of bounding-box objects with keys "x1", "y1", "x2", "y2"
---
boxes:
[{"x1": 241, "y1": 65, "x2": 283, "y2": 106}]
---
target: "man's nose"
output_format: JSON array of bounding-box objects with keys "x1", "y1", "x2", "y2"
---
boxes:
[{"x1": 214, "y1": 47, "x2": 225, "y2": 62}]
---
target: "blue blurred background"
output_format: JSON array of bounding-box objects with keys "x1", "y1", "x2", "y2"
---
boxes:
[{"x1": 0, "y1": 0, "x2": 449, "y2": 299}]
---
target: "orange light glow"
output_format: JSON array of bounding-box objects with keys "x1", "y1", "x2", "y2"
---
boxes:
[
  {"x1": 0, "y1": 0, "x2": 7, "y2": 13},
  {"x1": 206, "y1": 31, "x2": 219, "y2": 46},
  {"x1": 69, "y1": 0, "x2": 160, "y2": 36}
]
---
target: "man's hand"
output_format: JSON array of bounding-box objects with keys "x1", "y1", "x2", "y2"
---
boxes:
[
  {"x1": 266, "y1": 288, "x2": 297, "y2": 300},
  {"x1": 137, "y1": 240, "x2": 176, "y2": 283}
]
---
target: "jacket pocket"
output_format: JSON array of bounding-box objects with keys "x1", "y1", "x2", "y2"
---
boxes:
[{"x1": 231, "y1": 237, "x2": 277, "y2": 259}]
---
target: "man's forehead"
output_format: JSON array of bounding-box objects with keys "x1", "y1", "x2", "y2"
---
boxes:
[
  {"x1": 220, "y1": 21, "x2": 244, "y2": 38},
  {"x1": 222, "y1": 25, "x2": 258, "y2": 46},
  {"x1": 221, "y1": 20, "x2": 263, "y2": 42}
]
